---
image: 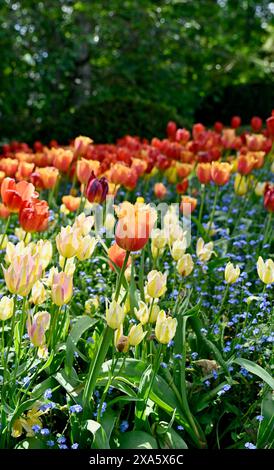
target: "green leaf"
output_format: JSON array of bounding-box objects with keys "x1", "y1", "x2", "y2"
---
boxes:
[
  {"x1": 158, "y1": 427, "x2": 188, "y2": 449},
  {"x1": 65, "y1": 315, "x2": 97, "y2": 375},
  {"x1": 257, "y1": 391, "x2": 274, "y2": 448},
  {"x1": 87, "y1": 419, "x2": 109, "y2": 449},
  {"x1": 233, "y1": 358, "x2": 274, "y2": 390},
  {"x1": 118, "y1": 431, "x2": 158, "y2": 449}
]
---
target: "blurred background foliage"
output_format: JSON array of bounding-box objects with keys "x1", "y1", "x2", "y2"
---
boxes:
[{"x1": 0, "y1": 0, "x2": 273, "y2": 143}]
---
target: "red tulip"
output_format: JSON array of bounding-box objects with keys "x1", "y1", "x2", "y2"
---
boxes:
[
  {"x1": 1, "y1": 178, "x2": 37, "y2": 212},
  {"x1": 266, "y1": 116, "x2": 274, "y2": 137},
  {"x1": 85, "y1": 172, "x2": 108, "y2": 203},
  {"x1": 214, "y1": 121, "x2": 223, "y2": 133},
  {"x1": 231, "y1": 116, "x2": 241, "y2": 129},
  {"x1": 19, "y1": 199, "x2": 49, "y2": 232},
  {"x1": 264, "y1": 184, "x2": 274, "y2": 212},
  {"x1": 251, "y1": 116, "x2": 262, "y2": 132},
  {"x1": 108, "y1": 243, "x2": 131, "y2": 271}
]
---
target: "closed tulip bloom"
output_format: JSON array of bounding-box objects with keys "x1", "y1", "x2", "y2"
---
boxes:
[
  {"x1": 154, "y1": 182, "x2": 167, "y2": 199},
  {"x1": 108, "y1": 243, "x2": 131, "y2": 271},
  {"x1": 234, "y1": 173, "x2": 248, "y2": 196},
  {"x1": 27, "y1": 311, "x2": 50, "y2": 347},
  {"x1": 148, "y1": 303, "x2": 160, "y2": 323},
  {"x1": 52, "y1": 149, "x2": 73, "y2": 173},
  {"x1": 16, "y1": 162, "x2": 35, "y2": 180},
  {"x1": 30, "y1": 280, "x2": 47, "y2": 305},
  {"x1": 196, "y1": 163, "x2": 211, "y2": 185},
  {"x1": 0, "y1": 203, "x2": 10, "y2": 219},
  {"x1": 1, "y1": 178, "x2": 37, "y2": 212},
  {"x1": 264, "y1": 184, "x2": 274, "y2": 212},
  {"x1": 171, "y1": 239, "x2": 187, "y2": 261},
  {"x1": 155, "y1": 310, "x2": 177, "y2": 344},
  {"x1": 76, "y1": 235, "x2": 97, "y2": 261},
  {"x1": 56, "y1": 226, "x2": 81, "y2": 258},
  {"x1": 19, "y1": 199, "x2": 49, "y2": 233},
  {"x1": 3, "y1": 252, "x2": 43, "y2": 296},
  {"x1": 176, "y1": 163, "x2": 193, "y2": 179},
  {"x1": 196, "y1": 238, "x2": 214, "y2": 263},
  {"x1": 77, "y1": 158, "x2": 100, "y2": 184},
  {"x1": 36, "y1": 240, "x2": 53, "y2": 270},
  {"x1": 255, "y1": 181, "x2": 267, "y2": 196},
  {"x1": 115, "y1": 201, "x2": 157, "y2": 252},
  {"x1": 59, "y1": 256, "x2": 76, "y2": 276},
  {"x1": 237, "y1": 154, "x2": 255, "y2": 175},
  {"x1": 128, "y1": 323, "x2": 146, "y2": 346},
  {"x1": 114, "y1": 325, "x2": 129, "y2": 353},
  {"x1": 51, "y1": 271, "x2": 73, "y2": 306},
  {"x1": 211, "y1": 162, "x2": 231, "y2": 186},
  {"x1": 32, "y1": 167, "x2": 59, "y2": 190},
  {"x1": 106, "y1": 300, "x2": 125, "y2": 329},
  {"x1": 177, "y1": 253, "x2": 194, "y2": 276},
  {"x1": 15, "y1": 228, "x2": 31, "y2": 244},
  {"x1": 62, "y1": 195, "x2": 80, "y2": 212},
  {"x1": 151, "y1": 228, "x2": 167, "y2": 249},
  {"x1": 0, "y1": 158, "x2": 18, "y2": 177},
  {"x1": 134, "y1": 301, "x2": 150, "y2": 325},
  {"x1": 74, "y1": 135, "x2": 93, "y2": 158},
  {"x1": 146, "y1": 270, "x2": 167, "y2": 298},
  {"x1": 73, "y1": 213, "x2": 94, "y2": 236},
  {"x1": 225, "y1": 262, "x2": 240, "y2": 284},
  {"x1": 180, "y1": 196, "x2": 197, "y2": 214},
  {"x1": 257, "y1": 257, "x2": 274, "y2": 284},
  {"x1": 0, "y1": 296, "x2": 14, "y2": 321},
  {"x1": 85, "y1": 172, "x2": 109, "y2": 204}
]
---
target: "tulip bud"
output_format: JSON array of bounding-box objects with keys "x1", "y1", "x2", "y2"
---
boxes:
[
  {"x1": 149, "y1": 303, "x2": 160, "y2": 323},
  {"x1": 0, "y1": 296, "x2": 14, "y2": 321},
  {"x1": 234, "y1": 174, "x2": 248, "y2": 196},
  {"x1": 30, "y1": 280, "x2": 47, "y2": 305},
  {"x1": 171, "y1": 239, "x2": 187, "y2": 261},
  {"x1": 196, "y1": 238, "x2": 214, "y2": 263},
  {"x1": 134, "y1": 301, "x2": 150, "y2": 325},
  {"x1": 146, "y1": 270, "x2": 167, "y2": 298},
  {"x1": 106, "y1": 300, "x2": 125, "y2": 329},
  {"x1": 155, "y1": 310, "x2": 177, "y2": 344},
  {"x1": 264, "y1": 184, "x2": 274, "y2": 212},
  {"x1": 177, "y1": 254, "x2": 194, "y2": 276},
  {"x1": 15, "y1": 228, "x2": 32, "y2": 244},
  {"x1": 224, "y1": 262, "x2": 240, "y2": 284},
  {"x1": 27, "y1": 311, "x2": 50, "y2": 347},
  {"x1": 76, "y1": 235, "x2": 97, "y2": 261},
  {"x1": 85, "y1": 172, "x2": 108, "y2": 204},
  {"x1": 257, "y1": 257, "x2": 274, "y2": 284},
  {"x1": 128, "y1": 323, "x2": 146, "y2": 346},
  {"x1": 196, "y1": 163, "x2": 211, "y2": 185},
  {"x1": 151, "y1": 229, "x2": 167, "y2": 250},
  {"x1": 73, "y1": 213, "x2": 94, "y2": 236},
  {"x1": 211, "y1": 162, "x2": 231, "y2": 186},
  {"x1": 51, "y1": 271, "x2": 73, "y2": 306},
  {"x1": 56, "y1": 226, "x2": 81, "y2": 258},
  {"x1": 255, "y1": 182, "x2": 267, "y2": 196}
]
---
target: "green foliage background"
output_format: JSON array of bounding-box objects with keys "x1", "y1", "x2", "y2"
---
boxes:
[{"x1": 0, "y1": 0, "x2": 273, "y2": 143}]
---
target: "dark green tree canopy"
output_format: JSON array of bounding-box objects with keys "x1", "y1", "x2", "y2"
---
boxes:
[{"x1": 0, "y1": 0, "x2": 273, "y2": 143}]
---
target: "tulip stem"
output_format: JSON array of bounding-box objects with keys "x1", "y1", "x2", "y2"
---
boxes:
[
  {"x1": 0, "y1": 215, "x2": 11, "y2": 250},
  {"x1": 263, "y1": 212, "x2": 273, "y2": 245},
  {"x1": 207, "y1": 186, "x2": 219, "y2": 236},
  {"x1": 115, "y1": 251, "x2": 130, "y2": 301},
  {"x1": 139, "y1": 343, "x2": 163, "y2": 423},
  {"x1": 198, "y1": 184, "x2": 206, "y2": 225},
  {"x1": 214, "y1": 283, "x2": 229, "y2": 325}
]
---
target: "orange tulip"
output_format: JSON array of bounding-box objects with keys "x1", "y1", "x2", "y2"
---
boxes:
[
  {"x1": 16, "y1": 162, "x2": 35, "y2": 180},
  {"x1": 154, "y1": 183, "x2": 167, "y2": 199},
  {"x1": 1, "y1": 178, "x2": 37, "y2": 212},
  {"x1": 52, "y1": 149, "x2": 73, "y2": 173},
  {"x1": 180, "y1": 196, "x2": 197, "y2": 214},
  {"x1": 0, "y1": 203, "x2": 10, "y2": 219},
  {"x1": 115, "y1": 201, "x2": 157, "y2": 252},
  {"x1": 211, "y1": 162, "x2": 231, "y2": 186},
  {"x1": 32, "y1": 167, "x2": 59, "y2": 189},
  {"x1": 76, "y1": 158, "x2": 100, "y2": 184},
  {"x1": 0, "y1": 158, "x2": 18, "y2": 177},
  {"x1": 108, "y1": 243, "x2": 131, "y2": 270},
  {"x1": 62, "y1": 195, "x2": 81, "y2": 212},
  {"x1": 176, "y1": 179, "x2": 189, "y2": 195},
  {"x1": 176, "y1": 163, "x2": 193, "y2": 179},
  {"x1": 196, "y1": 163, "x2": 212, "y2": 184},
  {"x1": 237, "y1": 154, "x2": 256, "y2": 175}
]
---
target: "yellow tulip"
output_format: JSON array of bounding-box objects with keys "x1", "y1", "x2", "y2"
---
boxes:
[
  {"x1": 155, "y1": 310, "x2": 177, "y2": 344},
  {"x1": 257, "y1": 257, "x2": 274, "y2": 284},
  {"x1": 56, "y1": 226, "x2": 81, "y2": 258},
  {"x1": 35, "y1": 240, "x2": 53, "y2": 270},
  {"x1": 3, "y1": 252, "x2": 42, "y2": 296},
  {"x1": 27, "y1": 311, "x2": 50, "y2": 347},
  {"x1": 254, "y1": 182, "x2": 267, "y2": 196},
  {"x1": 196, "y1": 238, "x2": 214, "y2": 263},
  {"x1": 15, "y1": 227, "x2": 31, "y2": 244},
  {"x1": 151, "y1": 229, "x2": 167, "y2": 249},
  {"x1": 128, "y1": 323, "x2": 146, "y2": 346},
  {"x1": 177, "y1": 254, "x2": 194, "y2": 276},
  {"x1": 0, "y1": 296, "x2": 14, "y2": 321},
  {"x1": 146, "y1": 270, "x2": 167, "y2": 298},
  {"x1": 73, "y1": 213, "x2": 94, "y2": 236},
  {"x1": 30, "y1": 280, "x2": 47, "y2": 305},
  {"x1": 171, "y1": 239, "x2": 187, "y2": 261},
  {"x1": 149, "y1": 303, "x2": 160, "y2": 323},
  {"x1": 76, "y1": 235, "x2": 97, "y2": 261},
  {"x1": 234, "y1": 173, "x2": 248, "y2": 196},
  {"x1": 106, "y1": 300, "x2": 125, "y2": 329},
  {"x1": 51, "y1": 271, "x2": 73, "y2": 306},
  {"x1": 224, "y1": 262, "x2": 240, "y2": 284},
  {"x1": 134, "y1": 300, "x2": 150, "y2": 325}
]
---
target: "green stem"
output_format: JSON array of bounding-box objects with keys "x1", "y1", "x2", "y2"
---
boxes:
[
  {"x1": 139, "y1": 343, "x2": 163, "y2": 422},
  {"x1": 198, "y1": 184, "x2": 206, "y2": 225},
  {"x1": 115, "y1": 251, "x2": 130, "y2": 301},
  {"x1": 0, "y1": 215, "x2": 11, "y2": 249},
  {"x1": 207, "y1": 186, "x2": 219, "y2": 235}
]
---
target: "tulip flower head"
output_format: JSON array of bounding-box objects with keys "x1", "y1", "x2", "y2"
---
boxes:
[
  {"x1": 211, "y1": 162, "x2": 231, "y2": 186},
  {"x1": 1, "y1": 178, "x2": 37, "y2": 212},
  {"x1": 146, "y1": 270, "x2": 167, "y2": 298},
  {"x1": 257, "y1": 257, "x2": 274, "y2": 284},
  {"x1": 128, "y1": 323, "x2": 146, "y2": 346},
  {"x1": 264, "y1": 184, "x2": 274, "y2": 212},
  {"x1": 76, "y1": 235, "x2": 97, "y2": 261},
  {"x1": 51, "y1": 271, "x2": 73, "y2": 306},
  {"x1": 106, "y1": 300, "x2": 125, "y2": 330},
  {"x1": 224, "y1": 262, "x2": 240, "y2": 284},
  {"x1": 0, "y1": 296, "x2": 14, "y2": 321},
  {"x1": 108, "y1": 243, "x2": 131, "y2": 271},
  {"x1": 134, "y1": 300, "x2": 150, "y2": 325},
  {"x1": 3, "y1": 252, "x2": 43, "y2": 296},
  {"x1": 19, "y1": 199, "x2": 49, "y2": 233},
  {"x1": 155, "y1": 310, "x2": 177, "y2": 344},
  {"x1": 85, "y1": 172, "x2": 108, "y2": 204},
  {"x1": 196, "y1": 238, "x2": 214, "y2": 263},
  {"x1": 27, "y1": 311, "x2": 50, "y2": 347},
  {"x1": 177, "y1": 253, "x2": 194, "y2": 276},
  {"x1": 56, "y1": 226, "x2": 81, "y2": 258}
]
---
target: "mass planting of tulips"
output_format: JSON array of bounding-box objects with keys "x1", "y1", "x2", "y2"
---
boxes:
[{"x1": 0, "y1": 113, "x2": 273, "y2": 450}]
